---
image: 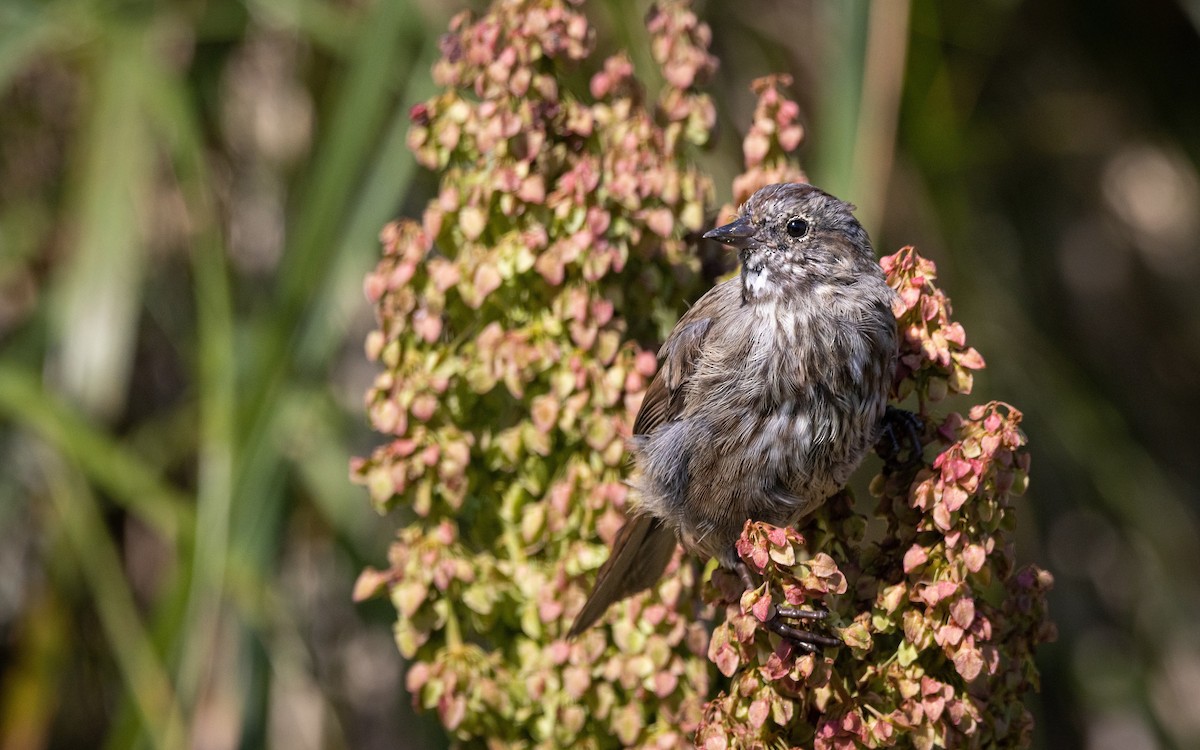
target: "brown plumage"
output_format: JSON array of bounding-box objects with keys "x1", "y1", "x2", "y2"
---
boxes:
[{"x1": 568, "y1": 183, "x2": 898, "y2": 639}]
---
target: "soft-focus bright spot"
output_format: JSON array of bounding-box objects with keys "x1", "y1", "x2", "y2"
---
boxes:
[
  {"x1": 1102, "y1": 143, "x2": 1200, "y2": 275},
  {"x1": 1150, "y1": 632, "x2": 1200, "y2": 745}
]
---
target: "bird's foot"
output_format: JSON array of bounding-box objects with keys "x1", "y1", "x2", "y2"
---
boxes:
[
  {"x1": 876, "y1": 406, "x2": 924, "y2": 471},
  {"x1": 736, "y1": 562, "x2": 840, "y2": 653},
  {"x1": 762, "y1": 608, "x2": 841, "y2": 653}
]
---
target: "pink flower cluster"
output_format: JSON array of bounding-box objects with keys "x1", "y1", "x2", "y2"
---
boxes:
[
  {"x1": 882, "y1": 246, "x2": 986, "y2": 402},
  {"x1": 726, "y1": 75, "x2": 808, "y2": 218}
]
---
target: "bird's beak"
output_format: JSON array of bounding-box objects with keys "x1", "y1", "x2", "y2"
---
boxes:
[{"x1": 703, "y1": 216, "x2": 755, "y2": 248}]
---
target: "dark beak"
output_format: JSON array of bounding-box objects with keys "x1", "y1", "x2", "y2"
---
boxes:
[{"x1": 702, "y1": 216, "x2": 755, "y2": 248}]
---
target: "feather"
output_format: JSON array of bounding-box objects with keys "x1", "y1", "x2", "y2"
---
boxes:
[
  {"x1": 567, "y1": 514, "x2": 678, "y2": 637},
  {"x1": 568, "y1": 297, "x2": 722, "y2": 636}
]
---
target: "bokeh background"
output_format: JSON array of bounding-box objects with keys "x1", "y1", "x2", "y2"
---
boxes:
[{"x1": 1, "y1": 0, "x2": 1198, "y2": 748}]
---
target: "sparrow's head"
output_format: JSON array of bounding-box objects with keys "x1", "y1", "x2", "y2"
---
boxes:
[{"x1": 704, "y1": 183, "x2": 875, "y2": 301}]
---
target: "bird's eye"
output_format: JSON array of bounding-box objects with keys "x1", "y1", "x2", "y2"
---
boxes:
[{"x1": 786, "y1": 217, "x2": 809, "y2": 238}]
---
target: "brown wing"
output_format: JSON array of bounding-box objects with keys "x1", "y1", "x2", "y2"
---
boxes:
[
  {"x1": 631, "y1": 278, "x2": 738, "y2": 436},
  {"x1": 567, "y1": 280, "x2": 738, "y2": 637},
  {"x1": 566, "y1": 514, "x2": 677, "y2": 637}
]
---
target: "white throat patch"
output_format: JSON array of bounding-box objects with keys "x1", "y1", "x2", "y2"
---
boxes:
[{"x1": 745, "y1": 266, "x2": 771, "y2": 298}]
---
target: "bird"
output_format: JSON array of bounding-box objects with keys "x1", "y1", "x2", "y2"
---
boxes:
[{"x1": 567, "y1": 183, "x2": 899, "y2": 647}]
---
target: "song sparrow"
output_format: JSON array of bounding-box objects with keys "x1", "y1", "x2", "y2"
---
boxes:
[{"x1": 568, "y1": 183, "x2": 899, "y2": 648}]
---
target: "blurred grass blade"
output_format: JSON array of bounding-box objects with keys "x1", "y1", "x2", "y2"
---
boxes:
[
  {"x1": 812, "y1": 0, "x2": 909, "y2": 230},
  {"x1": 0, "y1": 1, "x2": 56, "y2": 92},
  {"x1": 232, "y1": 0, "x2": 420, "y2": 578},
  {"x1": 280, "y1": 0, "x2": 416, "y2": 310},
  {"x1": 294, "y1": 95, "x2": 423, "y2": 368},
  {"x1": 277, "y1": 386, "x2": 369, "y2": 541},
  {"x1": 183, "y1": 166, "x2": 238, "y2": 717},
  {"x1": 139, "y1": 47, "x2": 240, "y2": 716},
  {"x1": 236, "y1": 0, "x2": 417, "y2": 461},
  {"x1": 0, "y1": 363, "x2": 193, "y2": 542},
  {"x1": 38, "y1": 446, "x2": 186, "y2": 750},
  {"x1": 849, "y1": 0, "x2": 911, "y2": 229},
  {"x1": 48, "y1": 29, "x2": 154, "y2": 420},
  {"x1": 812, "y1": 0, "x2": 870, "y2": 199},
  {"x1": 0, "y1": 587, "x2": 68, "y2": 748}
]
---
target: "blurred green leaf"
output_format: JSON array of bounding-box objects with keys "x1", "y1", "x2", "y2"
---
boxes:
[
  {"x1": 0, "y1": 2, "x2": 56, "y2": 92},
  {"x1": 0, "y1": 363, "x2": 193, "y2": 541},
  {"x1": 40, "y1": 448, "x2": 185, "y2": 750},
  {"x1": 48, "y1": 27, "x2": 155, "y2": 420}
]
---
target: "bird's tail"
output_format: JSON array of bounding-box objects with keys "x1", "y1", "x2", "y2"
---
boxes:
[{"x1": 567, "y1": 514, "x2": 678, "y2": 638}]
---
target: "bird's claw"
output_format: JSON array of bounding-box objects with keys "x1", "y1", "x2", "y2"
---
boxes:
[
  {"x1": 735, "y1": 562, "x2": 841, "y2": 652},
  {"x1": 762, "y1": 616, "x2": 842, "y2": 652},
  {"x1": 774, "y1": 605, "x2": 828, "y2": 621}
]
